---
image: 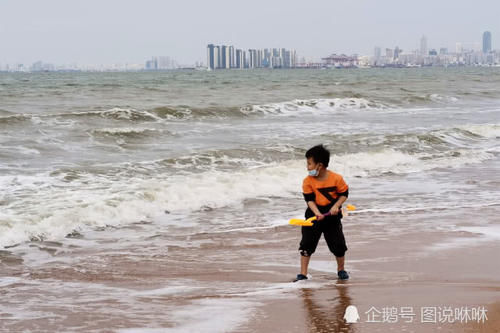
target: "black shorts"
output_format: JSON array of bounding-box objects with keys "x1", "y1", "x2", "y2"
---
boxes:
[{"x1": 299, "y1": 211, "x2": 347, "y2": 258}]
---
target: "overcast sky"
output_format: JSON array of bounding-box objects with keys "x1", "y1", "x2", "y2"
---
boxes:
[{"x1": 1, "y1": 0, "x2": 499, "y2": 65}]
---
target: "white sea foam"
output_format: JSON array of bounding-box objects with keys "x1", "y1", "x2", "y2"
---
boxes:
[
  {"x1": 132, "y1": 285, "x2": 205, "y2": 297},
  {"x1": 426, "y1": 224, "x2": 500, "y2": 252},
  {"x1": 120, "y1": 298, "x2": 258, "y2": 333},
  {"x1": 90, "y1": 127, "x2": 169, "y2": 137},
  {"x1": 457, "y1": 225, "x2": 500, "y2": 241},
  {"x1": 333, "y1": 148, "x2": 493, "y2": 177},
  {"x1": 0, "y1": 146, "x2": 495, "y2": 248},
  {"x1": 242, "y1": 98, "x2": 385, "y2": 116},
  {"x1": 430, "y1": 94, "x2": 459, "y2": 103},
  {"x1": 0, "y1": 145, "x2": 41, "y2": 156},
  {"x1": 98, "y1": 107, "x2": 162, "y2": 121},
  {"x1": 0, "y1": 277, "x2": 23, "y2": 287}
]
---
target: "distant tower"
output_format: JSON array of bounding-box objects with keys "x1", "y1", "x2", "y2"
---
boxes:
[
  {"x1": 235, "y1": 49, "x2": 242, "y2": 69},
  {"x1": 229, "y1": 46, "x2": 235, "y2": 68},
  {"x1": 214, "y1": 46, "x2": 220, "y2": 69},
  {"x1": 224, "y1": 46, "x2": 231, "y2": 69},
  {"x1": 420, "y1": 36, "x2": 428, "y2": 56},
  {"x1": 220, "y1": 45, "x2": 227, "y2": 69},
  {"x1": 394, "y1": 46, "x2": 402, "y2": 60},
  {"x1": 483, "y1": 31, "x2": 492, "y2": 53},
  {"x1": 207, "y1": 44, "x2": 215, "y2": 70}
]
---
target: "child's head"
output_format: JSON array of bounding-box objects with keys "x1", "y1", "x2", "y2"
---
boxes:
[{"x1": 305, "y1": 144, "x2": 330, "y2": 175}]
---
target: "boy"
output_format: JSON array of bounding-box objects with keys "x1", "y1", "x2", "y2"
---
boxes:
[{"x1": 295, "y1": 144, "x2": 350, "y2": 282}]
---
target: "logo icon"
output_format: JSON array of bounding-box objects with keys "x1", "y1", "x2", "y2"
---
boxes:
[{"x1": 344, "y1": 305, "x2": 360, "y2": 323}]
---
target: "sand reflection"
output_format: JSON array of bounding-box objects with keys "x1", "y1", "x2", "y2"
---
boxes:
[{"x1": 301, "y1": 282, "x2": 357, "y2": 333}]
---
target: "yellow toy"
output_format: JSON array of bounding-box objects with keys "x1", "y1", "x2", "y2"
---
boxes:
[{"x1": 289, "y1": 204, "x2": 356, "y2": 227}]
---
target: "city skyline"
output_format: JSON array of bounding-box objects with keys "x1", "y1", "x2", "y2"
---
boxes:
[
  {"x1": 206, "y1": 44, "x2": 297, "y2": 70},
  {"x1": 2, "y1": 34, "x2": 497, "y2": 70},
  {"x1": 1, "y1": 0, "x2": 500, "y2": 66},
  {"x1": 2, "y1": 30, "x2": 498, "y2": 72}
]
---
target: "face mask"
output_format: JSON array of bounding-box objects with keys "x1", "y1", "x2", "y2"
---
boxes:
[{"x1": 308, "y1": 168, "x2": 319, "y2": 177}]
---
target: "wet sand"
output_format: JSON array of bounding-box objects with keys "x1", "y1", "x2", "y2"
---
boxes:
[{"x1": 1, "y1": 206, "x2": 500, "y2": 333}]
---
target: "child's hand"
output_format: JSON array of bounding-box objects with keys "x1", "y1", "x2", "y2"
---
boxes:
[
  {"x1": 330, "y1": 206, "x2": 340, "y2": 215},
  {"x1": 316, "y1": 214, "x2": 325, "y2": 221}
]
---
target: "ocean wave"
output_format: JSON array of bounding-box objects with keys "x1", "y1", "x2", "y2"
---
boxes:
[
  {"x1": 403, "y1": 93, "x2": 459, "y2": 104},
  {"x1": 0, "y1": 109, "x2": 14, "y2": 116},
  {"x1": 0, "y1": 144, "x2": 495, "y2": 248},
  {"x1": 455, "y1": 90, "x2": 500, "y2": 99},
  {"x1": 2, "y1": 95, "x2": 469, "y2": 125},
  {"x1": 320, "y1": 124, "x2": 499, "y2": 156},
  {"x1": 0, "y1": 108, "x2": 163, "y2": 125},
  {"x1": 457, "y1": 124, "x2": 500, "y2": 139},
  {"x1": 241, "y1": 98, "x2": 385, "y2": 116},
  {"x1": 89, "y1": 127, "x2": 170, "y2": 138},
  {"x1": 336, "y1": 149, "x2": 493, "y2": 177},
  {"x1": 0, "y1": 114, "x2": 31, "y2": 125},
  {"x1": 149, "y1": 105, "x2": 244, "y2": 120},
  {"x1": 429, "y1": 94, "x2": 459, "y2": 103},
  {"x1": 153, "y1": 145, "x2": 302, "y2": 171},
  {"x1": 149, "y1": 98, "x2": 384, "y2": 119},
  {"x1": 86, "y1": 108, "x2": 162, "y2": 121}
]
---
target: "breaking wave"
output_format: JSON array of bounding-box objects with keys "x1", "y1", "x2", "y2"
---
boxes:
[
  {"x1": 0, "y1": 142, "x2": 495, "y2": 248},
  {"x1": 0, "y1": 98, "x2": 387, "y2": 125}
]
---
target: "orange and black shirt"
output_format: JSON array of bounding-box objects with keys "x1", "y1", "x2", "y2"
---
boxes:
[{"x1": 302, "y1": 170, "x2": 349, "y2": 209}]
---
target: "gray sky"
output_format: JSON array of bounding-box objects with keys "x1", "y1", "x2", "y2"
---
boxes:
[{"x1": 1, "y1": 0, "x2": 499, "y2": 65}]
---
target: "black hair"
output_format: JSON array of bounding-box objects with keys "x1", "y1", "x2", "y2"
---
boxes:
[{"x1": 305, "y1": 144, "x2": 330, "y2": 167}]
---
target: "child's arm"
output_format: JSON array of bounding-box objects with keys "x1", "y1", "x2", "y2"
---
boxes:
[
  {"x1": 330, "y1": 176, "x2": 349, "y2": 215},
  {"x1": 330, "y1": 195, "x2": 348, "y2": 215},
  {"x1": 307, "y1": 201, "x2": 324, "y2": 220}
]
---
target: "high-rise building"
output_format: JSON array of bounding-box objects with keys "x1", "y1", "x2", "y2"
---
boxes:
[
  {"x1": 221, "y1": 45, "x2": 227, "y2": 69},
  {"x1": 394, "y1": 46, "x2": 402, "y2": 60},
  {"x1": 207, "y1": 44, "x2": 215, "y2": 70},
  {"x1": 158, "y1": 56, "x2": 173, "y2": 69},
  {"x1": 214, "y1": 46, "x2": 220, "y2": 69},
  {"x1": 257, "y1": 49, "x2": 263, "y2": 68},
  {"x1": 229, "y1": 46, "x2": 235, "y2": 68},
  {"x1": 248, "y1": 49, "x2": 257, "y2": 68},
  {"x1": 420, "y1": 36, "x2": 428, "y2": 56},
  {"x1": 206, "y1": 44, "x2": 297, "y2": 70},
  {"x1": 235, "y1": 49, "x2": 242, "y2": 69},
  {"x1": 263, "y1": 48, "x2": 271, "y2": 67},
  {"x1": 145, "y1": 57, "x2": 158, "y2": 70},
  {"x1": 483, "y1": 31, "x2": 492, "y2": 53},
  {"x1": 224, "y1": 46, "x2": 231, "y2": 69}
]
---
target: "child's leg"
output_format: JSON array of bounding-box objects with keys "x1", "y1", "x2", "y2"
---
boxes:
[
  {"x1": 298, "y1": 225, "x2": 322, "y2": 275},
  {"x1": 300, "y1": 255, "x2": 311, "y2": 276},
  {"x1": 335, "y1": 255, "x2": 345, "y2": 272},
  {"x1": 323, "y1": 217, "x2": 348, "y2": 272}
]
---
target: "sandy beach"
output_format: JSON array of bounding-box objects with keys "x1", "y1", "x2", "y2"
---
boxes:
[{"x1": 1, "y1": 201, "x2": 499, "y2": 332}]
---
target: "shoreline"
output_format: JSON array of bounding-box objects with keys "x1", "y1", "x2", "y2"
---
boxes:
[{"x1": 1, "y1": 210, "x2": 499, "y2": 332}]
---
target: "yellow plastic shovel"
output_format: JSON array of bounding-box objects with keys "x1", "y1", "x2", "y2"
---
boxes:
[{"x1": 288, "y1": 204, "x2": 357, "y2": 227}]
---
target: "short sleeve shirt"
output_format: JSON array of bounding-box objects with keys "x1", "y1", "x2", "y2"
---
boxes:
[{"x1": 302, "y1": 170, "x2": 349, "y2": 207}]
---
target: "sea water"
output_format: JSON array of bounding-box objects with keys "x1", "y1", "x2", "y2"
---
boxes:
[{"x1": 0, "y1": 68, "x2": 499, "y2": 331}]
